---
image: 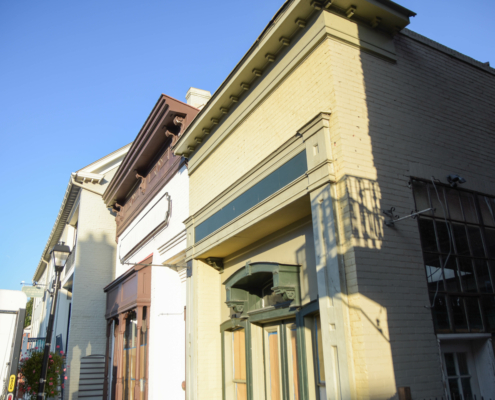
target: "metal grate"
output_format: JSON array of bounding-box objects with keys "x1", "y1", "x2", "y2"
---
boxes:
[{"x1": 77, "y1": 355, "x2": 105, "y2": 399}]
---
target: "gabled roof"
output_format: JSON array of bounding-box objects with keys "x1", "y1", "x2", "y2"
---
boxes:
[
  {"x1": 103, "y1": 94, "x2": 199, "y2": 207},
  {"x1": 32, "y1": 143, "x2": 131, "y2": 282}
]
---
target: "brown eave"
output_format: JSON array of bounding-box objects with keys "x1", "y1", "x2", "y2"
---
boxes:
[{"x1": 103, "y1": 94, "x2": 199, "y2": 206}]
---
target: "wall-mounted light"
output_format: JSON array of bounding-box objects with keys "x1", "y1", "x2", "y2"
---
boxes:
[{"x1": 447, "y1": 174, "x2": 466, "y2": 188}]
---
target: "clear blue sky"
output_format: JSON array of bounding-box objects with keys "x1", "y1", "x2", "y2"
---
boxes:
[{"x1": 1, "y1": 0, "x2": 494, "y2": 291}]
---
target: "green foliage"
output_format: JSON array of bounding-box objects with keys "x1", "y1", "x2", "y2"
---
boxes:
[
  {"x1": 19, "y1": 351, "x2": 64, "y2": 400},
  {"x1": 24, "y1": 298, "x2": 33, "y2": 328}
]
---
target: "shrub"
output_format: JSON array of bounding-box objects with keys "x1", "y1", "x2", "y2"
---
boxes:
[{"x1": 19, "y1": 351, "x2": 64, "y2": 400}]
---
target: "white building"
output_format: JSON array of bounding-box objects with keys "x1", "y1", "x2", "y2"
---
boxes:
[
  {"x1": 30, "y1": 144, "x2": 130, "y2": 400},
  {"x1": 101, "y1": 91, "x2": 208, "y2": 400},
  {"x1": 0, "y1": 290, "x2": 27, "y2": 396}
]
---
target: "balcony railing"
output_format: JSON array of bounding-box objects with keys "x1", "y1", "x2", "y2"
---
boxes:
[{"x1": 27, "y1": 337, "x2": 46, "y2": 353}]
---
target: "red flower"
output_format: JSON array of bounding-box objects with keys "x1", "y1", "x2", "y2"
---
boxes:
[
  {"x1": 49, "y1": 382, "x2": 53, "y2": 386},
  {"x1": 56, "y1": 345, "x2": 60, "y2": 348},
  {"x1": 60, "y1": 351, "x2": 64, "y2": 355},
  {"x1": 61, "y1": 384, "x2": 65, "y2": 389},
  {"x1": 64, "y1": 377, "x2": 67, "y2": 380},
  {"x1": 49, "y1": 355, "x2": 52, "y2": 358},
  {"x1": 27, "y1": 387, "x2": 31, "y2": 390},
  {"x1": 35, "y1": 347, "x2": 38, "y2": 349}
]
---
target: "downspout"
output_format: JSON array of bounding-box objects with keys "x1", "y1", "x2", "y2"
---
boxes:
[{"x1": 70, "y1": 174, "x2": 103, "y2": 196}]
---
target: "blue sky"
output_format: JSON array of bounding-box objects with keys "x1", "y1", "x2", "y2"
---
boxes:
[{"x1": 1, "y1": 0, "x2": 494, "y2": 291}]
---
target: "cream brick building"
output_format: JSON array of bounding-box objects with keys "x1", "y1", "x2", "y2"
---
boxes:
[{"x1": 174, "y1": 0, "x2": 495, "y2": 399}]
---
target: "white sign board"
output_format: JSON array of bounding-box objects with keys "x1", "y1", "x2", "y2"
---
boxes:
[{"x1": 21, "y1": 286, "x2": 45, "y2": 298}]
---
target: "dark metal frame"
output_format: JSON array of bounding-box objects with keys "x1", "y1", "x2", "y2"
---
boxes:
[{"x1": 411, "y1": 178, "x2": 495, "y2": 333}]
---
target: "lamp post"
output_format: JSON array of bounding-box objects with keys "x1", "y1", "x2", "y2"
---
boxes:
[{"x1": 37, "y1": 242, "x2": 71, "y2": 400}]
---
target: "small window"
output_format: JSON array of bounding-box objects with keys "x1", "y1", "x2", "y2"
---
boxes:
[{"x1": 444, "y1": 352, "x2": 473, "y2": 400}]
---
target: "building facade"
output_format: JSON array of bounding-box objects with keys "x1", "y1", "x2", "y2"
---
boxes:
[
  {"x1": 30, "y1": 145, "x2": 130, "y2": 400},
  {"x1": 174, "y1": 1, "x2": 495, "y2": 399},
  {"x1": 101, "y1": 91, "x2": 206, "y2": 400}
]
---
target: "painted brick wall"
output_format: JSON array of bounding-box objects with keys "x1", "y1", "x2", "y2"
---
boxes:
[
  {"x1": 65, "y1": 189, "x2": 117, "y2": 400},
  {"x1": 189, "y1": 42, "x2": 337, "y2": 216},
  {"x1": 325, "y1": 29, "x2": 495, "y2": 399},
  {"x1": 193, "y1": 259, "x2": 222, "y2": 400}
]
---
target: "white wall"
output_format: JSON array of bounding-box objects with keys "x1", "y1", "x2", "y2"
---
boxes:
[
  {"x1": 115, "y1": 165, "x2": 189, "y2": 277},
  {"x1": 0, "y1": 290, "x2": 27, "y2": 393},
  {"x1": 112, "y1": 164, "x2": 189, "y2": 400},
  {"x1": 148, "y1": 267, "x2": 187, "y2": 400}
]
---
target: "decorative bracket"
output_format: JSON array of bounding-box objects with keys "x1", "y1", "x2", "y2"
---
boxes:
[
  {"x1": 226, "y1": 300, "x2": 246, "y2": 314},
  {"x1": 272, "y1": 285, "x2": 296, "y2": 301},
  {"x1": 135, "y1": 171, "x2": 147, "y2": 195},
  {"x1": 383, "y1": 207, "x2": 435, "y2": 227},
  {"x1": 205, "y1": 257, "x2": 224, "y2": 273}
]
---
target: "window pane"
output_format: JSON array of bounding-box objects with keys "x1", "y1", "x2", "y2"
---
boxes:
[
  {"x1": 457, "y1": 258, "x2": 477, "y2": 293},
  {"x1": 419, "y1": 219, "x2": 438, "y2": 253},
  {"x1": 413, "y1": 181, "x2": 431, "y2": 212},
  {"x1": 268, "y1": 332, "x2": 281, "y2": 400},
  {"x1": 481, "y1": 296, "x2": 495, "y2": 330},
  {"x1": 436, "y1": 221, "x2": 452, "y2": 254},
  {"x1": 467, "y1": 226, "x2": 485, "y2": 258},
  {"x1": 448, "y1": 378, "x2": 461, "y2": 400},
  {"x1": 315, "y1": 316, "x2": 325, "y2": 384},
  {"x1": 479, "y1": 196, "x2": 495, "y2": 227},
  {"x1": 451, "y1": 297, "x2": 468, "y2": 330},
  {"x1": 444, "y1": 353, "x2": 456, "y2": 376},
  {"x1": 475, "y1": 260, "x2": 493, "y2": 293},
  {"x1": 464, "y1": 298, "x2": 483, "y2": 331},
  {"x1": 461, "y1": 377, "x2": 473, "y2": 400},
  {"x1": 484, "y1": 228, "x2": 495, "y2": 258},
  {"x1": 429, "y1": 185, "x2": 446, "y2": 218},
  {"x1": 444, "y1": 257, "x2": 460, "y2": 292},
  {"x1": 452, "y1": 224, "x2": 470, "y2": 256},
  {"x1": 233, "y1": 329, "x2": 246, "y2": 381},
  {"x1": 430, "y1": 294, "x2": 450, "y2": 331},
  {"x1": 446, "y1": 189, "x2": 463, "y2": 221},
  {"x1": 456, "y1": 353, "x2": 469, "y2": 375},
  {"x1": 460, "y1": 193, "x2": 478, "y2": 224},
  {"x1": 424, "y1": 254, "x2": 444, "y2": 292},
  {"x1": 290, "y1": 328, "x2": 300, "y2": 400}
]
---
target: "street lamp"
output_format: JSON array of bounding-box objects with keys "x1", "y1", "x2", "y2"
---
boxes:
[{"x1": 37, "y1": 242, "x2": 71, "y2": 400}]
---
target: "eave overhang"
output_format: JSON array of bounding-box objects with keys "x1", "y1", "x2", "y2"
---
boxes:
[
  {"x1": 173, "y1": 0, "x2": 414, "y2": 158},
  {"x1": 103, "y1": 94, "x2": 199, "y2": 207},
  {"x1": 32, "y1": 179, "x2": 80, "y2": 282}
]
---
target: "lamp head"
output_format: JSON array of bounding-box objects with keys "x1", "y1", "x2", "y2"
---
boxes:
[
  {"x1": 50, "y1": 242, "x2": 71, "y2": 272},
  {"x1": 447, "y1": 174, "x2": 466, "y2": 188}
]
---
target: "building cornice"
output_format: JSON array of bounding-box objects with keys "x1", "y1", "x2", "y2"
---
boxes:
[
  {"x1": 103, "y1": 94, "x2": 199, "y2": 206},
  {"x1": 173, "y1": 0, "x2": 414, "y2": 158}
]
